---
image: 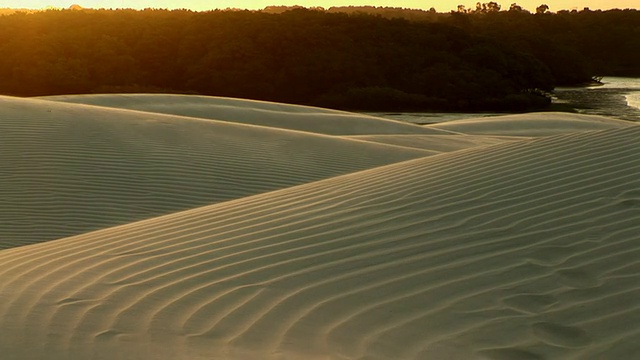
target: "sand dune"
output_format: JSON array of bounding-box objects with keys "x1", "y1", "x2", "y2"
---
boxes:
[
  {"x1": 0, "y1": 96, "x2": 429, "y2": 249},
  {"x1": 39, "y1": 94, "x2": 447, "y2": 135},
  {"x1": 348, "y1": 134, "x2": 524, "y2": 153},
  {"x1": 426, "y1": 112, "x2": 634, "y2": 136},
  {"x1": 1, "y1": 116, "x2": 638, "y2": 359}
]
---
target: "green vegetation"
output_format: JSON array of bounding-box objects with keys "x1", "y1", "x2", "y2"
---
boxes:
[{"x1": 0, "y1": 5, "x2": 638, "y2": 111}]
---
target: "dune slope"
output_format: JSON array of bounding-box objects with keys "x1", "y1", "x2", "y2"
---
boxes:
[
  {"x1": 39, "y1": 94, "x2": 447, "y2": 135},
  {"x1": 426, "y1": 112, "x2": 634, "y2": 137},
  {"x1": 0, "y1": 96, "x2": 428, "y2": 249},
  {"x1": 348, "y1": 134, "x2": 525, "y2": 153},
  {"x1": 1, "y1": 125, "x2": 638, "y2": 360}
]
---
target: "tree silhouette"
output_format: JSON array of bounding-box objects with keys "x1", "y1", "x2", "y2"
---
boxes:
[
  {"x1": 536, "y1": 4, "x2": 549, "y2": 14},
  {"x1": 0, "y1": 7, "x2": 637, "y2": 111}
]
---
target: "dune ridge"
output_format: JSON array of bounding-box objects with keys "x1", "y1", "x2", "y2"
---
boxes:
[
  {"x1": 426, "y1": 112, "x2": 634, "y2": 136},
  {"x1": 1, "y1": 123, "x2": 638, "y2": 360},
  {"x1": 39, "y1": 94, "x2": 448, "y2": 135},
  {"x1": 348, "y1": 134, "x2": 525, "y2": 153},
  {"x1": 0, "y1": 95, "x2": 429, "y2": 249}
]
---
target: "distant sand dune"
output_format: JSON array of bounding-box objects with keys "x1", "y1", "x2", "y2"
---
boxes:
[
  {"x1": 348, "y1": 134, "x2": 525, "y2": 153},
  {"x1": 39, "y1": 94, "x2": 447, "y2": 135},
  {"x1": 1, "y1": 120, "x2": 638, "y2": 359},
  {"x1": 0, "y1": 96, "x2": 429, "y2": 249},
  {"x1": 426, "y1": 112, "x2": 634, "y2": 136}
]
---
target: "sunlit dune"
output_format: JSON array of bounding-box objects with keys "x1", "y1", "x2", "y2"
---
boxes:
[
  {"x1": 348, "y1": 134, "x2": 525, "y2": 153},
  {"x1": 40, "y1": 94, "x2": 446, "y2": 136},
  {"x1": 1, "y1": 95, "x2": 639, "y2": 359},
  {"x1": 0, "y1": 95, "x2": 429, "y2": 249},
  {"x1": 426, "y1": 112, "x2": 634, "y2": 136}
]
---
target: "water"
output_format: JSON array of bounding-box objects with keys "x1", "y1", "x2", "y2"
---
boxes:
[
  {"x1": 368, "y1": 77, "x2": 640, "y2": 124},
  {"x1": 552, "y1": 77, "x2": 640, "y2": 122}
]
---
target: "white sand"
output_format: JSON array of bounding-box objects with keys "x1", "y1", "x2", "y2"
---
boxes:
[
  {"x1": 1, "y1": 95, "x2": 639, "y2": 360},
  {"x1": 0, "y1": 96, "x2": 428, "y2": 249},
  {"x1": 426, "y1": 112, "x2": 634, "y2": 137},
  {"x1": 348, "y1": 134, "x2": 525, "y2": 153},
  {"x1": 39, "y1": 94, "x2": 449, "y2": 135}
]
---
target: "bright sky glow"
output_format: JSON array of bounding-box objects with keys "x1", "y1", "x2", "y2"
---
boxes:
[{"x1": 0, "y1": 0, "x2": 637, "y2": 12}]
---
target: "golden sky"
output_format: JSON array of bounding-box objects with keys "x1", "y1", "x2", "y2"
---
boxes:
[{"x1": 1, "y1": 0, "x2": 637, "y2": 12}]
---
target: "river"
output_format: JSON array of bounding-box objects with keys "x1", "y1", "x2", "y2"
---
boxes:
[
  {"x1": 553, "y1": 77, "x2": 640, "y2": 122},
  {"x1": 368, "y1": 77, "x2": 640, "y2": 124}
]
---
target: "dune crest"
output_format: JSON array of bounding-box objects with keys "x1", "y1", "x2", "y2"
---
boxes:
[
  {"x1": 426, "y1": 112, "x2": 634, "y2": 136},
  {"x1": 348, "y1": 134, "x2": 525, "y2": 153},
  {"x1": 0, "y1": 95, "x2": 428, "y2": 249},
  {"x1": 1, "y1": 120, "x2": 638, "y2": 359},
  {"x1": 39, "y1": 94, "x2": 447, "y2": 135}
]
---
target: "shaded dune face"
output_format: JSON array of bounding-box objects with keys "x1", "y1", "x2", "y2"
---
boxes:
[
  {"x1": 0, "y1": 96, "x2": 429, "y2": 249},
  {"x1": 39, "y1": 94, "x2": 447, "y2": 136},
  {"x1": 347, "y1": 134, "x2": 526, "y2": 153},
  {"x1": 426, "y1": 112, "x2": 634, "y2": 137},
  {"x1": 0, "y1": 123, "x2": 638, "y2": 359}
]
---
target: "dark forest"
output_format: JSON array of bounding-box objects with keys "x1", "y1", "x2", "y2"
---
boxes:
[{"x1": 0, "y1": 6, "x2": 638, "y2": 111}]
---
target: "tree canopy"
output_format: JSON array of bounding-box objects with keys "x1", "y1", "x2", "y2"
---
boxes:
[{"x1": 0, "y1": 6, "x2": 637, "y2": 111}]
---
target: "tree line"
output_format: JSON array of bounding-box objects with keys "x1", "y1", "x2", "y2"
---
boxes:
[{"x1": 0, "y1": 6, "x2": 637, "y2": 111}]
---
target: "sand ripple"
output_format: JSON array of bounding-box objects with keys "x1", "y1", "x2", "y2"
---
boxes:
[
  {"x1": 0, "y1": 96, "x2": 427, "y2": 249},
  {"x1": 1, "y1": 118, "x2": 638, "y2": 359}
]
